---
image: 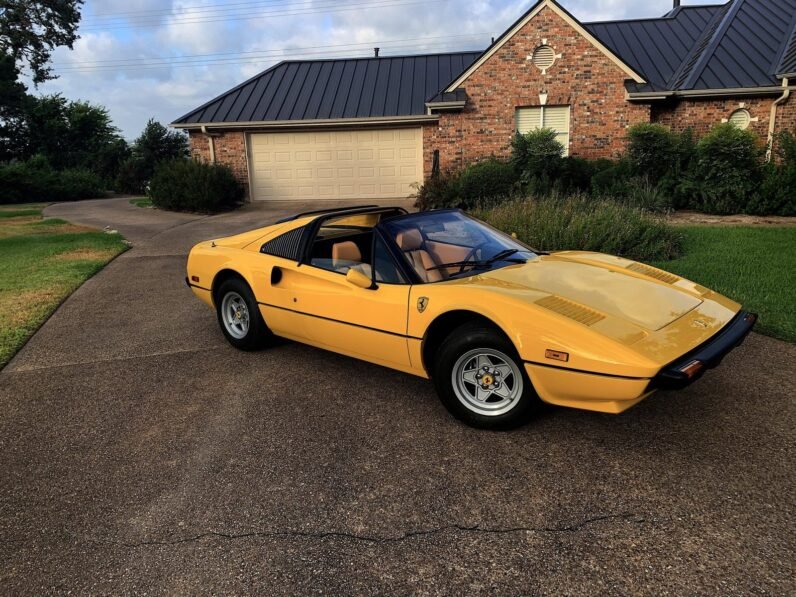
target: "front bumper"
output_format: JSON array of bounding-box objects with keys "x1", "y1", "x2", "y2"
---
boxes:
[{"x1": 652, "y1": 310, "x2": 757, "y2": 390}]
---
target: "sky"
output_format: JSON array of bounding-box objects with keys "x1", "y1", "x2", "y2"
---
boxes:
[{"x1": 36, "y1": 0, "x2": 721, "y2": 140}]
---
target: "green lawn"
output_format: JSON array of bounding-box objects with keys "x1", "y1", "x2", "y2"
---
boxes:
[
  {"x1": 653, "y1": 226, "x2": 796, "y2": 343},
  {"x1": 0, "y1": 204, "x2": 128, "y2": 367},
  {"x1": 130, "y1": 197, "x2": 152, "y2": 208}
]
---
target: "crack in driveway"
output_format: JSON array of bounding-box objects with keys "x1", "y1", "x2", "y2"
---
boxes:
[{"x1": 77, "y1": 513, "x2": 647, "y2": 548}]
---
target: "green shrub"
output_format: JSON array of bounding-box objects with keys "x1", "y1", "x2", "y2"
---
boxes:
[
  {"x1": 415, "y1": 159, "x2": 516, "y2": 210},
  {"x1": 472, "y1": 193, "x2": 683, "y2": 261},
  {"x1": 0, "y1": 155, "x2": 104, "y2": 204},
  {"x1": 510, "y1": 128, "x2": 564, "y2": 185},
  {"x1": 690, "y1": 123, "x2": 765, "y2": 214},
  {"x1": 591, "y1": 158, "x2": 634, "y2": 197},
  {"x1": 456, "y1": 158, "x2": 517, "y2": 207},
  {"x1": 414, "y1": 170, "x2": 461, "y2": 210},
  {"x1": 148, "y1": 159, "x2": 244, "y2": 213},
  {"x1": 115, "y1": 157, "x2": 148, "y2": 194},
  {"x1": 627, "y1": 123, "x2": 680, "y2": 184}
]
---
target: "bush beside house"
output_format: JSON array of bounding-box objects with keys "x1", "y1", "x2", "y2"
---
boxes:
[
  {"x1": 148, "y1": 160, "x2": 244, "y2": 213},
  {"x1": 417, "y1": 122, "x2": 796, "y2": 217}
]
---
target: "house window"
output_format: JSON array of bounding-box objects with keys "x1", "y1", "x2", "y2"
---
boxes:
[
  {"x1": 728, "y1": 108, "x2": 751, "y2": 130},
  {"x1": 516, "y1": 106, "x2": 571, "y2": 155}
]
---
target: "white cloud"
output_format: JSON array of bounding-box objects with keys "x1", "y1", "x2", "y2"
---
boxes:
[{"x1": 34, "y1": 0, "x2": 718, "y2": 138}]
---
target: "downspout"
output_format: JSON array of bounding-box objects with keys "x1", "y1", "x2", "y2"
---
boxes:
[
  {"x1": 767, "y1": 78, "x2": 790, "y2": 162},
  {"x1": 200, "y1": 125, "x2": 217, "y2": 164}
]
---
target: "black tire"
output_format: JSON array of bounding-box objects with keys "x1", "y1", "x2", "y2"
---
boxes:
[
  {"x1": 215, "y1": 277, "x2": 271, "y2": 351},
  {"x1": 433, "y1": 322, "x2": 542, "y2": 430}
]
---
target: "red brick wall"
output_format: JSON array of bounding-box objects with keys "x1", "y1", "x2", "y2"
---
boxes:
[
  {"x1": 188, "y1": 130, "x2": 250, "y2": 197},
  {"x1": 423, "y1": 4, "x2": 650, "y2": 175},
  {"x1": 651, "y1": 97, "x2": 773, "y2": 139}
]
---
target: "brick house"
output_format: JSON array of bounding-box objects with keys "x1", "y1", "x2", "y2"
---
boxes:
[{"x1": 172, "y1": 0, "x2": 796, "y2": 202}]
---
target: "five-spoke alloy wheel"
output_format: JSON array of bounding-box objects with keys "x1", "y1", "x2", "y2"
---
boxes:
[
  {"x1": 434, "y1": 322, "x2": 541, "y2": 429},
  {"x1": 215, "y1": 277, "x2": 270, "y2": 351}
]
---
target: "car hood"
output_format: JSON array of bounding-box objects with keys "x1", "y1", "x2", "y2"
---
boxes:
[{"x1": 469, "y1": 252, "x2": 703, "y2": 332}]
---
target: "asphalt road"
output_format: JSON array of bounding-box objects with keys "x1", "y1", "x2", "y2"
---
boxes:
[{"x1": 1, "y1": 198, "x2": 794, "y2": 595}]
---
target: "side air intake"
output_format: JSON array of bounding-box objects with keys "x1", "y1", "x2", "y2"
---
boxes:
[{"x1": 535, "y1": 295, "x2": 605, "y2": 327}]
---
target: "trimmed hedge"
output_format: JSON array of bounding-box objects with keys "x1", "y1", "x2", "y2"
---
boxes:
[
  {"x1": 0, "y1": 156, "x2": 105, "y2": 204},
  {"x1": 148, "y1": 159, "x2": 244, "y2": 213}
]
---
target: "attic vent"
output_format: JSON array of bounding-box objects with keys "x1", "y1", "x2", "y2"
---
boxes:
[
  {"x1": 626, "y1": 262, "x2": 680, "y2": 284},
  {"x1": 535, "y1": 295, "x2": 605, "y2": 327},
  {"x1": 531, "y1": 45, "x2": 556, "y2": 72},
  {"x1": 728, "y1": 109, "x2": 751, "y2": 130}
]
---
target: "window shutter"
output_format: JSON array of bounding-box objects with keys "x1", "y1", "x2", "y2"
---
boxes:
[
  {"x1": 542, "y1": 106, "x2": 570, "y2": 156},
  {"x1": 516, "y1": 107, "x2": 541, "y2": 134}
]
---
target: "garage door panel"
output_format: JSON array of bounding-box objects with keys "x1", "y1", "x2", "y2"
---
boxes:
[{"x1": 250, "y1": 128, "x2": 422, "y2": 201}]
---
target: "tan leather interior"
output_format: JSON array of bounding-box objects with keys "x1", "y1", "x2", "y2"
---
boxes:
[
  {"x1": 425, "y1": 240, "x2": 471, "y2": 277},
  {"x1": 395, "y1": 228, "x2": 443, "y2": 283},
  {"x1": 332, "y1": 241, "x2": 362, "y2": 267}
]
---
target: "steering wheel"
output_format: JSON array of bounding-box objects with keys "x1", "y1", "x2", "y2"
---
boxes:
[{"x1": 456, "y1": 242, "x2": 491, "y2": 274}]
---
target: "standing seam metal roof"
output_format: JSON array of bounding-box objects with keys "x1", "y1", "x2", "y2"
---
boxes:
[{"x1": 173, "y1": 52, "x2": 480, "y2": 125}]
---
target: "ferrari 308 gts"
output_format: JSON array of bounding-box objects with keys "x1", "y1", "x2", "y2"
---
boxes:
[{"x1": 186, "y1": 205, "x2": 756, "y2": 429}]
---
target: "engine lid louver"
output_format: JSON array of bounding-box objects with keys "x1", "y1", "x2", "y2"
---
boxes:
[
  {"x1": 626, "y1": 262, "x2": 680, "y2": 284},
  {"x1": 535, "y1": 295, "x2": 605, "y2": 327}
]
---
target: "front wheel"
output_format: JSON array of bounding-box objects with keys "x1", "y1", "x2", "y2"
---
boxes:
[
  {"x1": 215, "y1": 278, "x2": 271, "y2": 351},
  {"x1": 433, "y1": 323, "x2": 542, "y2": 429}
]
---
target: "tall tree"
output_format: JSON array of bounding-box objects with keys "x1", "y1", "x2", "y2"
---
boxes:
[
  {"x1": 0, "y1": 51, "x2": 25, "y2": 160},
  {"x1": 133, "y1": 118, "x2": 189, "y2": 178},
  {"x1": 0, "y1": 0, "x2": 83, "y2": 84}
]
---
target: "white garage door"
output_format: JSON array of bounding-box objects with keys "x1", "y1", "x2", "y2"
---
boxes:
[{"x1": 248, "y1": 128, "x2": 422, "y2": 202}]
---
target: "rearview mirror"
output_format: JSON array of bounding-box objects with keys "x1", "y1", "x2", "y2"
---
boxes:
[{"x1": 346, "y1": 268, "x2": 376, "y2": 290}]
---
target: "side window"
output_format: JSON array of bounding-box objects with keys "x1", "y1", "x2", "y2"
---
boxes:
[{"x1": 373, "y1": 234, "x2": 406, "y2": 284}]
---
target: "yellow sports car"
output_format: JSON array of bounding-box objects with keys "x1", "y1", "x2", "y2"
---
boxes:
[{"x1": 186, "y1": 205, "x2": 756, "y2": 429}]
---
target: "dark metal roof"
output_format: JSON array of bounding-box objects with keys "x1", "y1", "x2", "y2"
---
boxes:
[
  {"x1": 172, "y1": 52, "x2": 480, "y2": 125},
  {"x1": 680, "y1": 0, "x2": 796, "y2": 90},
  {"x1": 775, "y1": 16, "x2": 796, "y2": 75},
  {"x1": 586, "y1": 5, "x2": 724, "y2": 90}
]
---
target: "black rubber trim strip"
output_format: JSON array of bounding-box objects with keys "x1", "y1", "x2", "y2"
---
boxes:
[
  {"x1": 523, "y1": 359, "x2": 650, "y2": 381},
  {"x1": 258, "y1": 301, "x2": 423, "y2": 340},
  {"x1": 186, "y1": 278, "x2": 212, "y2": 292}
]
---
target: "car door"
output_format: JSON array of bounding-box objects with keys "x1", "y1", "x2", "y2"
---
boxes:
[{"x1": 267, "y1": 220, "x2": 413, "y2": 372}]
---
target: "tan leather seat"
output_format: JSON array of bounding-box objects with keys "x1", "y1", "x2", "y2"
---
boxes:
[
  {"x1": 332, "y1": 241, "x2": 372, "y2": 277},
  {"x1": 395, "y1": 229, "x2": 443, "y2": 283},
  {"x1": 332, "y1": 241, "x2": 362, "y2": 267}
]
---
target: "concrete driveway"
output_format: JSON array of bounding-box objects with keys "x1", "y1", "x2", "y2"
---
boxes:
[{"x1": 1, "y1": 198, "x2": 794, "y2": 595}]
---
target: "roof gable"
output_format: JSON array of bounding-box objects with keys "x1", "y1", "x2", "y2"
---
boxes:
[
  {"x1": 586, "y1": 4, "x2": 724, "y2": 90},
  {"x1": 443, "y1": 0, "x2": 645, "y2": 93}
]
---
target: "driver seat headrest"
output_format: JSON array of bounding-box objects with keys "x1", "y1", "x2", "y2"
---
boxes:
[{"x1": 395, "y1": 228, "x2": 424, "y2": 251}]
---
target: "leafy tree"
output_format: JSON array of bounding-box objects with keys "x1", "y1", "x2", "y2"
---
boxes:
[
  {"x1": 21, "y1": 94, "x2": 126, "y2": 172},
  {"x1": 0, "y1": 51, "x2": 26, "y2": 160},
  {"x1": 0, "y1": 0, "x2": 83, "y2": 84},
  {"x1": 132, "y1": 118, "x2": 189, "y2": 178}
]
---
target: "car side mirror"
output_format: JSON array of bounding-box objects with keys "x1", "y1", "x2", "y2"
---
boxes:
[{"x1": 346, "y1": 268, "x2": 376, "y2": 290}]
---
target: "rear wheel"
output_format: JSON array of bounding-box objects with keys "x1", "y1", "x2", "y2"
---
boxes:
[
  {"x1": 215, "y1": 278, "x2": 270, "y2": 350},
  {"x1": 433, "y1": 322, "x2": 541, "y2": 429}
]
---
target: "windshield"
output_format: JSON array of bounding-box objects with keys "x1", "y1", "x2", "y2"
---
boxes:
[{"x1": 381, "y1": 210, "x2": 537, "y2": 283}]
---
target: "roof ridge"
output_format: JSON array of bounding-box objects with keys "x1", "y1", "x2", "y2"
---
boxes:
[
  {"x1": 773, "y1": 8, "x2": 796, "y2": 75},
  {"x1": 584, "y1": 3, "x2": 725, "y2": 27},
  {"x1": 668, "y1": 0, "x2": 738, "y2": 90},
  {"x1": 276, "y1": 50, "x2": 483, "y2": 65}
]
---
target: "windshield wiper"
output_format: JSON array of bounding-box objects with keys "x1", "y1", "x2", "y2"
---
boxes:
[{"x1": 428, "y1": 249, "x2": 527, "y2": 272}]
